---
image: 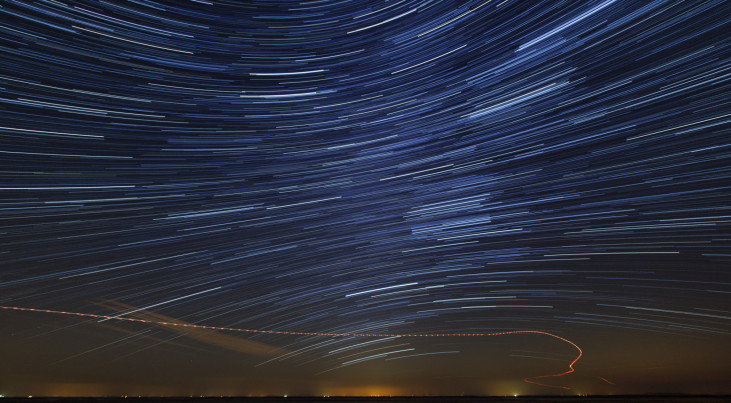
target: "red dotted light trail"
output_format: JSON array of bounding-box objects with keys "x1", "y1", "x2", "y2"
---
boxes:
[{"x1": 2, "y1": 305, "x2": 582, "y2": 390}]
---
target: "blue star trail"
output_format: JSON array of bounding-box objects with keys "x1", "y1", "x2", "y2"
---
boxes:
[{"x1": 0, "y1": 0, "x2": 729, "y2": 396}]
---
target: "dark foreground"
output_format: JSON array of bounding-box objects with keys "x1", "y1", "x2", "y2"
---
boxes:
[{"x1": 0, "y1": 397, "x2": 728, "y2": 403}]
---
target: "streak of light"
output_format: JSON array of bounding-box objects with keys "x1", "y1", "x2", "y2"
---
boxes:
[{"x1": 2, "y1": 305, "x2": 583, "y2": 390}]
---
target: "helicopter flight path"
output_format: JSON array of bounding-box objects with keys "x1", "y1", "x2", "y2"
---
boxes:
[{"x1": 2, "y1": 305, "x2": 582, "y2": 390}]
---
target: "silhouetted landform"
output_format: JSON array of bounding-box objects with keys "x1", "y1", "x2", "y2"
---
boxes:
[{"x1": 0, "y1": 395, "x2": 729, "y2": 403}]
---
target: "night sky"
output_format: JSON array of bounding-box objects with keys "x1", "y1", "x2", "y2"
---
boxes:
[{"x1": 1, "y1": 0, "x2": 730, "y2": 397}]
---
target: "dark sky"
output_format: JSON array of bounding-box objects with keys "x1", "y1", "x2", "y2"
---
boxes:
[{"x1": 1, "y1": 0, "x2": 730, "y2": 397}]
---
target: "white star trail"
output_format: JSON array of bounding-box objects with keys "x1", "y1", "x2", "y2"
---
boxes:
[{"x1": 0, "y1": 0, "x2": 729, "y2": 395}]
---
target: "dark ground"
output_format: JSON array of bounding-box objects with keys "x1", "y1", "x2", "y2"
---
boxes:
[{"x1": 0, "y1": 396, "x2": 729, "y2": 403}]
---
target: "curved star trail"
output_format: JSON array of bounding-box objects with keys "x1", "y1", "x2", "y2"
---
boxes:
[{"x1": 1, "y1": 0, "x2": 730, "y2": 395}]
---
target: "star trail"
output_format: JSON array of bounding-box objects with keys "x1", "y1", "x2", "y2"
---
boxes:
[{"x1": 1, "y1": 0, "x2": 730, "y2": 397}]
